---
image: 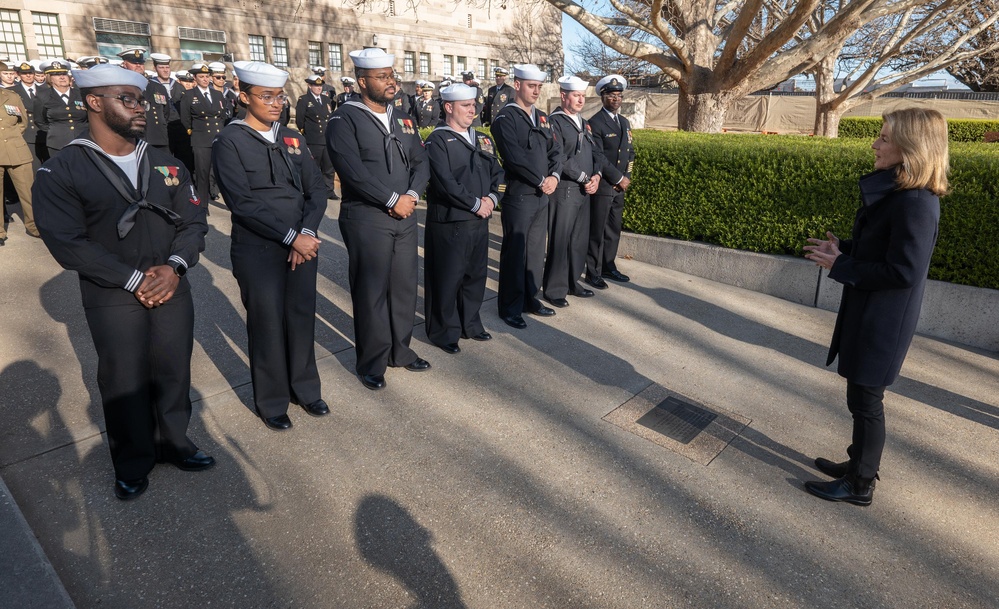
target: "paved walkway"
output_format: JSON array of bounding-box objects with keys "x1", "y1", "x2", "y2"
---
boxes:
[{"x1": 1, "y1": 202, "x2": 997, "y2": 609}]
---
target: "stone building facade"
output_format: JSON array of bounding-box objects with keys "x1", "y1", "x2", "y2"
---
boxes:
[{"x1": 0, "y1": 0, "x2": 563, "y2": 96}]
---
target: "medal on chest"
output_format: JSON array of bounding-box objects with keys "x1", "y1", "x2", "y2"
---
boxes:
[
  {"x1": 539, "y1": 115, "x2": 549, "y2": 129},
  {"x1": 154, "y1": 93, "x2": 167, "y2": 105},
  {"x1": 283, "y1": 136, "x2": 303, "y2": 155},
  {"x1": 156, "y1": 165, "x2": 181, "y2": 186},
  {"x1": 397, "y1": 118, "x2": 415, "y2": 135},
  {"x1": 476, "y1": 134, "x2": 494, "y2": 155},
  {"x1": 4, "y1": 104, "x2": 21, "y2": 117},
  {"x1": 627, "y1": 129, "x2": 633, "y2": 144},
  {"x1": 74, "y1": 100, "x2": 85, "y2": 110},
  {"x1": 498, "y1": 93, "x2": 507, "y2": 104}
]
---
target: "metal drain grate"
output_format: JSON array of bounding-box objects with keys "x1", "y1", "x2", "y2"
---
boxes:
[{"x1": 636, "y1": 396, "x2": 717, "y2": 444}]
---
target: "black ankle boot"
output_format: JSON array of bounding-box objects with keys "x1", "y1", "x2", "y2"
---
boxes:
[{"x1": 804, "y1": 473, "x2": 876, "y2": 506}]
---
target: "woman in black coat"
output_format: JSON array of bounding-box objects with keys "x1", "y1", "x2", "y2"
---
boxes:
[{"x1": 803, "y1": 107, "x2": 949, "y2": 506}]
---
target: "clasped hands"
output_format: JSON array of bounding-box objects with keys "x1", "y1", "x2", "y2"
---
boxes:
[
  {"x1": 289, "y1": 233, "x2": 322, "y2": 270},
  {"x1": 135, "y1": 265, "x2": 179, "y2": 309},
  {"x1": 804, "y1": 231, "x2": 841, "y2": 271}
]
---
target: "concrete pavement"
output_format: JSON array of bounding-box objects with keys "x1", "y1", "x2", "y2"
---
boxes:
[{"x1": 1, "y1": 201, "x2": 997, "y2": 609}]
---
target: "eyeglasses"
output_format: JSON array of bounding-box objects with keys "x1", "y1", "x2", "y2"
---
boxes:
[
  {"x1": 250, "y1": 93, "x2": 289, "y2": 105},
  {"x1": 89, "y1": 93, "x2": 150, "y2": 111},
  {"x1": 363, "y1": 73, "x2": 397, "y2": 82}
]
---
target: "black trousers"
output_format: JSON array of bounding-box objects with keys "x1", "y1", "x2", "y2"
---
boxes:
[
  {"x1": 587, "y1": 190, "x2": 625, "y2": 278},
  {"x1": 424, "y1": 218, "x2": 489, "y2": 346},
  {"x1": 339, "y1": 203, "x2": 419, "y2": 376},
  {"x1": 231, "y1": 235, "x2": 322, "y2": 418},
  {"x1": 498, "y1": 193, "x2": 548, "y2": 317},
  {"x1": 543, "y1": 184, "x2": 590, "y2": 300},
  {"x1": 846, "y1": 381, "x2": 887, "y2": 479},
  {"x1": 84, "y1": 291, "x2": 198, "y2": 481},
  {"x1": 168, "y1": 121, "x2": 193, "y2": 172},
  {"x1": 193, "y1": 146, "x2": 213, "y2": 205},
  {"x1": 308, "y1": 143, "x2": 336, "y2": 198}
]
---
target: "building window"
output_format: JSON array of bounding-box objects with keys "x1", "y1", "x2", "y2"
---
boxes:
[
  {"x1": 178, "y1": 27, "x2": 226, "y2": 61},
  {"x1": 32, "y1": 13, "x2": 63, "y2": 60},
  {"x1": 467, "y1": 14, "x2": 472, "y2": 28},
  {"x1": 456, "y1": 56, "x2": 467, "y2": 75},
  {"x1": 308, "y1": 41, "x2": 322, "y2": 67},
  {"x1": 248, "y1": 35, "x2": 266, "y2": 62},
  {"x1": 419, "y1": 52, "x2": 430, "y2": 76},
  {"x1": 272, "y1": 37, "x2": 289, "y2": 67},
  {"x1": 93, "y1": 18, "x2": 151, "y2": 58},
  {"x1": 328, "y1": 43, "x2": 343, "y2": 72},
  {"x1": 403, "y1": 51, "x2": 415, "y2": 74},
  {"x1": 0, "y1": 10, "x2": 26, "y2": 61},
  {"x1": 477, "y1": 58, "x2": 486, "y2": 80},
  {"x1": 443, "y1": 55, "x2": 453, "y2": 77}
]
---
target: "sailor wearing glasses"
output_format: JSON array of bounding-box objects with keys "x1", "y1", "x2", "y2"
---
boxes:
[
  {"x1": 32, "y1": 64, "x2": 211, "y2": 501},
  {"x1": 179, "y1": 62, "x2": 226, "y2": 205},
  {"x1": 326, "y1": 47, "x2": 431, "y2": 391},
  {"x1": 212, "y1": 61, "x2": 330, "y2": 431}
]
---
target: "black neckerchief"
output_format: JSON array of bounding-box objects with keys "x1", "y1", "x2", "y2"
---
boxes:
[
  {"x1": 67, "y1": 135, "x2": 181, "y2": 238},
  {"x1": 230, "y1": 119, "x2": 304, "y2": 193},
  {"x1": 502, "y1": 103, "x2": 548, "y2": 150},
  {"x1": 344, "y1": 100, "x2": 409, "y2": 174}
]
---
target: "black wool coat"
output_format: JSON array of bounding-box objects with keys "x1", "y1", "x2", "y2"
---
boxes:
[{"x1": 826, "y1": 169, "x2": 940, "y2": 387}]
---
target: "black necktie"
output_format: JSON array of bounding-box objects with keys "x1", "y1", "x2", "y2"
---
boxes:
[
  {"x1": 62, "y1": 94, "x2": 69, "y2": 105},
  {"x1": 27, "y1": 87, "x2": 34, "y2": 100}
]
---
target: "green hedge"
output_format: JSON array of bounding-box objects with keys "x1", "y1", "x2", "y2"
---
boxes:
[
  {"x1": 840, "y1": 117, "x2": 999, "y2": 143},
  {"x1": 623, "y1": 131, "x2": 999, "y2": 289}
]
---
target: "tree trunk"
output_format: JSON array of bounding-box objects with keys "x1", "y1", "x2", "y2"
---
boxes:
[
  {"x1": 677, "y1": 91, "x2": 731, "y2": 132},
  {"x1": 811, "y1": 55, "x2": 844, "y2": 138}
]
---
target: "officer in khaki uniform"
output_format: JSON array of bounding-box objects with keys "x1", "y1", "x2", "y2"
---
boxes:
[{"x1": 0, "y1": 75, "x2": 40, "y2": 243}]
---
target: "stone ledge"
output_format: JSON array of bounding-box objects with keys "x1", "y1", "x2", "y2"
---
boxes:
[{"x1": 620, "y1": 232, "x2": 999, "y2": 353}]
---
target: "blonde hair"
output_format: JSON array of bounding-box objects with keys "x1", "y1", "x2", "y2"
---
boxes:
[{"x1": 882, "y1": 108, "x2": 950, "y2": 196}]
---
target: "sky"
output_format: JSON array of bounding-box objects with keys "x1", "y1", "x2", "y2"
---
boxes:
[{"x1": 560, "y1": 12, "x2": 970, "y2": 90}]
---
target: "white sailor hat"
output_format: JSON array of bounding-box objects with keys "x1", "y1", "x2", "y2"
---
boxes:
[
  {"x1": 461, "y1": 71, "x2": 475, "y2": 80},
  {"x1": 208, "y1": 61, "x2": 227, "y2": 74},
  {"x1": 144, "y1": 70, "x2": 156, "y2": 79},
  {"x1": 440, "y1": 83, "x2": 476, "y2": 101},
  {"x1": 233, "y1": 60, "x2": 288, "y2": 88},
  {"x1": 108, "y1": 59, "x2": 124, "y2": 67},
  {"x1": 421, "y1": 81, "x2": 435, "y2": 90},
  {"x1": 311, "y1": 65, "x2": 327, "y2": 74},
  {"x1": 71, "y1": 63, "x2": 150, "y2": 90},
  {"x1": 348, "y1": 48, "x2": 394, "y2": 69},
  {"x1": 557, "y1": 75, "x2": 588, "y2": 91},
  {"x1": 75, "y1": 56, "x2": 109, "y2": 69},
  {"x1": 150, "y1": 53, "x2": 172, "y2": 65},
  {"x1": 439, "y1": 76, "x2": 453, "y2": 87},
  {"x1": 175, "y1": 70, "x2": 194, "y2": 82},
  {"x1": 595, "y1": 74, "x2": 627, "y2": 94},
  {"x1": 305, "y1": 74, "x2": 324, "y2": 85},
  {"x1": 340, "y1": 76, "x2": 356, "y2": 85},
  {"x1": 29, "y1": 59, "x2": 44, "y2": 71},
  {"x1": 117, "y1": 48, "x2": 147, "y2": 64},
  {"x1": 513, "y1": 64, "x2": 547, "y2": 82}
]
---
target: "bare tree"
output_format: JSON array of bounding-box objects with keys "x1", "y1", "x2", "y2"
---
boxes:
[
  {"x1": 808, "y1": 1, "x2": 999, "y2": 136},
  {"x1": 943, "y1": 4, "x2": 999, "y2": 92},
  {"x1": 498, "y1": 2, "x2": 565, "y2": 78},
  {"x1": 568, "y1": 33, "x2": 655, "y2": 77},
  {"x1": 546, "y1": 0, "x2": 997, "y2": 132}
]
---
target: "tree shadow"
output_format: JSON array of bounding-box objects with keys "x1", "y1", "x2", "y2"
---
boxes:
[{"x1": 355, "y1": 494, "x2": 467, "y2": 609}]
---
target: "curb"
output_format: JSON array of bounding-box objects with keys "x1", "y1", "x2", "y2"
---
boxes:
[
  {"x1": 620, "y1": 232, "x2": 999, "y2": 353},
  {"x1": 0, "y1": 474, "x2": 76, "y2": 609}
]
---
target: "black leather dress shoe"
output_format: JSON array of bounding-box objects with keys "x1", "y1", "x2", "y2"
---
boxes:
[
  {"x1": 815, "y1": 457, "x2": 849, "y2": 478},
  {"x1": 528, "y1": 305, "x2": 556, "y2": 317},
  {"x1": 468, "y1": 331, "x2": 492, "y2": 341},
  {"x1": 544, "y1": 296, "x2": 569, "y2": 308},
  {"x1": 439, "y1": 343, "x2": 461, "y2": 354},
  {"x1": 405, "y1": 357, "x2": 432, "y2": 371},
  {"x1": 168, "y1": 450, "x2": 216, "y2": 471},
  {"x1": 301, "y1": 399, "x2": 330, "y2": 417},
  {"x1": 584, "y1": 275, "x2": 608, "y2": 290},
  {"x1": 603, "y1": 269, "x2": 630, "y2": 282},
  {"x1": 571, "y1": 287, "x2": 595, "y2": 298},
  {"x1": 502, "y1": 315, "x2": 527, "y2": 329},
  {"x1": 804, "y1": 475, "x2": 875, "y2": 506},
  {"x1": 262, "y1": 414, "x2": 293, "y2": 431},
  {"x1": 114, "y1": 477, "x2": 149, "y2": 501},
  {"x1": 361, "y1": 374, "x2": 386, "y2": 390}
]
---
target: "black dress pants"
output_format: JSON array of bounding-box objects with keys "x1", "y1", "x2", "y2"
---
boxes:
[
  {"x1": 231, "y1": 235, "x2": 322, "y2": 418},
  {"x1": 498, "y1": 193, "x2": 548, "y2": 317},
  {"x1": 193, "y1": 146, "x2": 213, "y2": 204},
  {"x1": 308, "y1": 143, "x2": 336, "y2": 198},
  {"x1": 544, "y1": 184, "x2": 589, "y2": 299},
  {"x1": 339, "y1": 203, "x2": 419, "y2": 376},
  {"x1": 424, "y1": 218, "x2": 489, "y2": 346},
  {"x1": 845, "y1": 381, "x2": 887, "y2": 479},
  {"x1": 587, "y1": 191, "x2": 625, "y2": 277},
  {"x1": 84, "y1": 291, "x2": 198, "y2": 481}
]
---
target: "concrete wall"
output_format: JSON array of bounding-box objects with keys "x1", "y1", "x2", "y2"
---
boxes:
[{"x1": 620, "y1": 233, "x2": 999, "y2": 353}]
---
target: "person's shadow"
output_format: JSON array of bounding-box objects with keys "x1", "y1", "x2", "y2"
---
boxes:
[{"x1": 355, "y1": 494, "x2": 467, "y2": 609}]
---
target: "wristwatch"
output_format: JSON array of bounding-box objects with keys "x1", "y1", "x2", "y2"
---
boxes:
[{"x1": 171, "y1": 262, "x2": 187, "y2": 277}]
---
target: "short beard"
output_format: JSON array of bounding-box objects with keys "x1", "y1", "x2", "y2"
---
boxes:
[{"x1": 106, "y1": 112, "x2": 145, "y2": 139}]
